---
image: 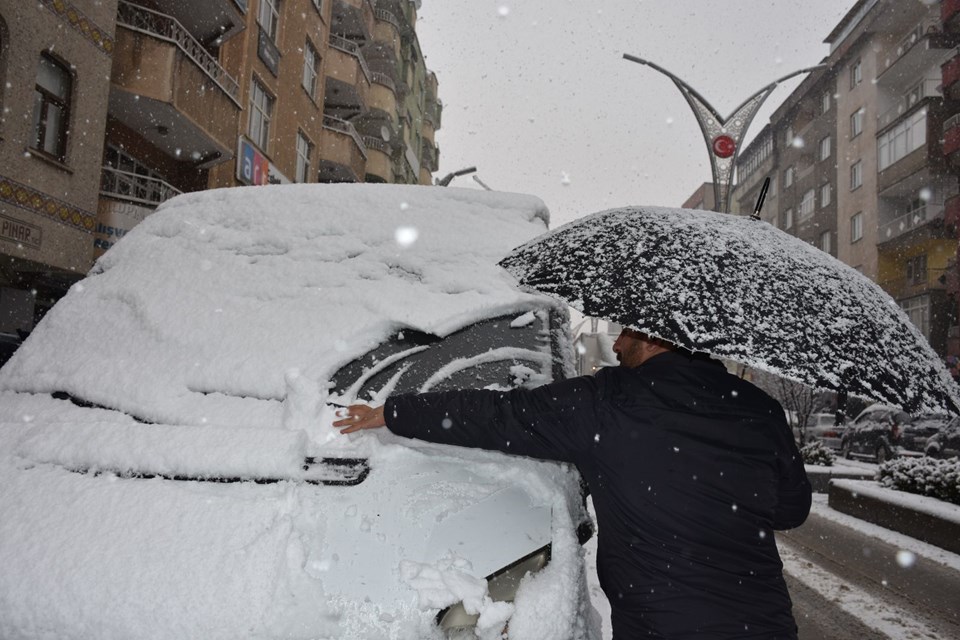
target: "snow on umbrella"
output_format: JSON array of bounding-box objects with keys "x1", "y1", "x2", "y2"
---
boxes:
[{"x1": 499, "y1": 205, "x2": 960, "y2": 416}]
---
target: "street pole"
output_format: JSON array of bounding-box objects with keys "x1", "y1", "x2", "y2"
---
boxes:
[
  {"x1": 436, "y1": 166, "x2": 477, "y2": 187},
  {"x1": 623, "y1": 54, "x2": 826, "y2": 213}
]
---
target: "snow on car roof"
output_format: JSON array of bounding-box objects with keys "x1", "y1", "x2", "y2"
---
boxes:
[{"x1": 0, "y1": 184, "x2": 552, "y2": 425}]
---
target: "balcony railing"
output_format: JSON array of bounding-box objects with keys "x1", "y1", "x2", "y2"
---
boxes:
[
  {"x1": 879, "y1": 21, "x2": 940, "y2": 76},
  {"x1": 878, "y1": 203, "x2": 944, "y2": 243},
  {"x1": 944, "y1": 113, "x2": 960, "y2": 156},
  {"x1": 116, "y1": 1, "x2": 240, "y2": 103},
  {"x1": 362, "y1": 136, "x2": 391, "y2": 155},
  {"x1": 100, "y1": 166, "x2": 182, "y2": 207},
  {"x1": 370, "y1": 71, "x2": 396, "y2": 93},
  {"x1": 374, "y1": 8, "x2": 400, "y2": 30},
  {"x1": 877, "y1": 79, "x2": 941, "y2": 129},
  {"x1": 323, "y1": 115, "x2": 368, "y2": 159},
  {"x1": 329, "y1": 33, "x2": 372, "y2": 82}
]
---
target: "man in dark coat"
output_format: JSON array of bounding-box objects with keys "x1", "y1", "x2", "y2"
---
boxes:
[{"x1": 334, "y1": 329, "x2": 811, "y2": 639}]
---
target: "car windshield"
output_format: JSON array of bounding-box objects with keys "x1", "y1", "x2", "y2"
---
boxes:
[{"x1": 332, "y1": 309, "x2": 567, "y2": 402}]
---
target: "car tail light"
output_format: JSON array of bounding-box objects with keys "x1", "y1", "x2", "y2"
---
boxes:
[{"x1": 823, "y1": 430, "x2": 838, "y2": 437}]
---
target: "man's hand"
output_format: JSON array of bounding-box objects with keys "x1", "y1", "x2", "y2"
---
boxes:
[{"x1": 332, "y1": 404, "x2": 386, "y2": 434}]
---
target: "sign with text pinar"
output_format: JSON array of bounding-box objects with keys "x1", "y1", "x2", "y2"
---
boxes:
[{"x1": 237, "y1": 138, "x2": 271, "y2": 186}]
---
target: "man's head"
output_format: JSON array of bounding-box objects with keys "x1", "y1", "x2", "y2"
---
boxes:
[{"x1": 612, "y1": 328, "x2": 674, "y2": 368}]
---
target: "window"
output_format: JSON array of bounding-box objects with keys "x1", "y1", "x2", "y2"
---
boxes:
[
  {"x1": 850, "y1": 58, "x2": 862, "y2": 89},
  {"x1": 784, "y1": 208, "x2": 794, "y2": 229},
  {"x1": 818, "y1": 135, "x2": 831, "y2": 161},
  {"x1": 900, "y1": 295, "x2": 930, "y2": 339},
  {"x1": 878, "y1": 109, "x2": 927, "y2": 171},
  {"x1": 905, "y1": 254, "x2": 928, "y2": 285},
  {"x1": 799, "y1": 189, "x2": 815, "y2": 218},
  {"x1": 302, "y1": 40, "x2": 320, "y2": 98},
  {"x1": 820, "y1": 231, "x2": 831, "y2": 254},
  {"x1": 820, "y1": 183, "x2": 831, "y2": 207},
  {"x1": 784, "y1": 125, "x2": 794, "y2": 146},
  {"x1": 821, "y1": 92, "x2": 831, "y2": 114},
  {"x1": 850, "y1": 160, "x2": 862, "y2": 190},
  {"x1": 295, "y1": 131, "x2": 312, "y2": 183},
  {"x1": 31, "y1": 53, "x2": 72, "y2": 161},
  {"x1": 248, "y1": 78, "x2": 274, "y2": 151},
  {"x1": 851, "y1": 212, "x2": 863, "y2": 242},
  {"x1": 258, "y1": 0, "x2": 281, "y2": 42},
  {"x1": 850, "y1": 108, "x2": 863, "y2": 138},
  {"x1": 784, "y1": 166, "x2": 794, "y2": 188}
]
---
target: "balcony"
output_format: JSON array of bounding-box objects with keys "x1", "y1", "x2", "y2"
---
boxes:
[
  {"x1": 368, "y1": 72, "x2": 398, "y2": 115},
  {"x1": 332, "y1": 0, "x2": 375, "y2": 43},
  {"x1": 362, "y1": 136, "x2": 393, "y2": 182},
  {"x1": 945, "y1": 0, "x2": 960, "y2": 30},
  {"x1": 878, "y1": 203, "x2": 945, "y2": 245},
  {"x1": 877, "y1": 78, "x2": 941, "y2": 130},
  {"x1": 325, "y1": 34, "x2": 371, "y2": 113},
  {"x1": 879, "y1": 269, "x2": 949, "y2": 301},
  {"x1": 150, "y1": 0, "x2": 245, "y2": 45},
  {"x1": 420, "y1": 143, "x2": 438, "y2": 173},
  {"x1": 318, "y1": 115, "x2": 367, "y2": 183},
  {"x1": 99, "y1": 166, "x2": 181, "y2": 207},
  {"x1": 110, "y1": 2, "x2": 239, "y2": 166},
  {"x1": 876, "y1": 22, "x2": 958, "y2": 90},
  {"x1": 947, "y1": 194, "x2": 960, "y2": 234},
  {"x1": 944, "y1": 50, "x2": 960, "y2": 98},
  {"x1": 944, "y1": 113, "x2": 960, "y2": 158},
  {"x1": 372, "y1": 8, "x2": 402, "y2": 60}
]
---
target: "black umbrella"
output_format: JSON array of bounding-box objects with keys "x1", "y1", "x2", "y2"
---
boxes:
[{"x1": 499, "y1": 206, "x2": 960, "y2": 416}]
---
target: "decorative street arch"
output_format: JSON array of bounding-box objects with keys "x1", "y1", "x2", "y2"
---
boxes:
[{"x1": 623, "y1": 54, "x2": 827, "y2": 213}]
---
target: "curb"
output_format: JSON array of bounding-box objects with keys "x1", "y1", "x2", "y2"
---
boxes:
[
  {"x1": 827, "y1": 480, "x2": 960, "y2": 555},
  {"x1": 806, "y1": 469, "x2": 874, "y2": 493}
]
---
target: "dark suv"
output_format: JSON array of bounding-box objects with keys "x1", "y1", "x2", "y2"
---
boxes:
[{"x1": 840, "y1": 405, "x2": 908, "y2": 463}]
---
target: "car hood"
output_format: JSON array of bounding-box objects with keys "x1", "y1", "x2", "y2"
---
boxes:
[{"x1": 0, "y1": 392, "x2": 583, "y2": 639}]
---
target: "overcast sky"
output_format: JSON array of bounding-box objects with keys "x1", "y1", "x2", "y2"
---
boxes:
[{"x1": 416, "y1": 1, "x2": 860, "y2": 228}]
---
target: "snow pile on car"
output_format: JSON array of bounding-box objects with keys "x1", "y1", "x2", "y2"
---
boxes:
[
  {"x1": 0, "y1": 184, "x2": 551, "y2": 427},
  {"x1": 0, "y1": 184, "x2": 594, "y2": 640}
]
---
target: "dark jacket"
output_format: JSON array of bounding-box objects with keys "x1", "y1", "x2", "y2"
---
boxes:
[{"x1": 384, "y1": 350, "x2": 811, "y2": 639}]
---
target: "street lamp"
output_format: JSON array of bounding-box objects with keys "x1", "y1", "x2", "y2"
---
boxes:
[
  {"x1": 623, "y1": 54, "x2": 826, "y2": 213},
  {"x1": 435, "y1": 166, "x2": 477, "y2": 187}
]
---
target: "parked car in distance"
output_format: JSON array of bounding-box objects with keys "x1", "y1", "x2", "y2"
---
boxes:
[
  {"x1": 840, "y1": 405, "x2": 908, "y2": 463},
  {"x1": 898, "y1": 413, "x2": 951, "y2": 456},
  {"x1": 841, "y1": 405, "x2": 950, "y2": 463},
  {"x1": 793, "y1": 412, "x2": 844, "y2": 450},
  {"x1": 925, "y1": 417, "x2": 960, "y2": 459}
]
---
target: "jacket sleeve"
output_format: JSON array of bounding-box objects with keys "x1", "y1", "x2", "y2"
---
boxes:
[
  {"x1": 383, "y1": 374, "x2": 602, "y2": 464},
  {"x1": 772, "y1": 422, "x2": 812, "y2": 530}
]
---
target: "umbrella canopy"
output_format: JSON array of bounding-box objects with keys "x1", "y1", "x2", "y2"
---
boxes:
[{"x1": 499, "y1": 206, "x2": 960, "y2": 416}]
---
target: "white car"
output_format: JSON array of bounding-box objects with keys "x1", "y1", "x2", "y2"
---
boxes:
[{"x1": 0, "y1": 184, "x2": 596, "y2": 640}]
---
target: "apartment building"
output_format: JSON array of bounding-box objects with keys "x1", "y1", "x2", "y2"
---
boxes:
[
  {"x1": 770, "y1": 66, "x2": 839, "y2": 257},
  {"x1": 0, "y1": 0, "x2": 118, "y2": 331},
  {"x1": 0, "y1": 0, "x2": 440, "y2": 330},
  {"x1": 728, "y1": 0, "x2": 960, "y2": 361},
  {"x1": 830, "y1": 0, "x2": 958, "y2": 358},
  {"x1": 734, "y1": 124, "x2": 779, "y2": 222}
]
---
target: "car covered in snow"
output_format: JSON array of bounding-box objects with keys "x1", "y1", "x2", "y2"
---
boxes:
[
  {"x1": 925, "y1": 416, "x2": 960, "y2": 459},
  {"x1": 0, "y1": 184, "x2": 595, "y2": 640},
  {"x1": 840, "y1": 404, "x2": 948, "y2": 463}
]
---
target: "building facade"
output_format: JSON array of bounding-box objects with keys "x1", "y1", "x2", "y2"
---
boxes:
[
  {"x1": 728, "y1": 0, "x2": 960, "y2": 361},
  {"x1": 0, "y1": 0, "x2": 440, "y2": 331}
]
